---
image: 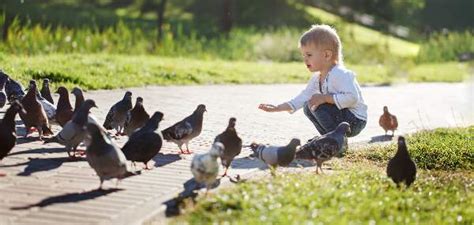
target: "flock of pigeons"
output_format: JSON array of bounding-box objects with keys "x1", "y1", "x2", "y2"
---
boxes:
[{"x1": 0, "y1": 70, "x2": 417, "y2": 194}]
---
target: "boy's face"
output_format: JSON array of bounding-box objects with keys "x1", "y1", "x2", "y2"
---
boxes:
[{"x1": 300, "y1": 43, "x2": 333, "y2": 73}]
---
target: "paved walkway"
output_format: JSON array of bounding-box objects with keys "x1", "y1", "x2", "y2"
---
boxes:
[{"x1": 0, "y1": 83, "x2": 472, "y2": 225}]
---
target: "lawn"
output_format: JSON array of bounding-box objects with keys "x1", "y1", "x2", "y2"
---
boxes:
[
  {"x1": 173, "y1": 126, "x2": 474, "y2": 224},
  {"x1": 0, "y1": 54, "x2": 469, "y2": 91}
]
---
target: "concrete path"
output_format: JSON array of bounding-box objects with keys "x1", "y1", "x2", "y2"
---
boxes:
[{"x1": 0, "y1": 82, "x2": 472, "y2": 225}]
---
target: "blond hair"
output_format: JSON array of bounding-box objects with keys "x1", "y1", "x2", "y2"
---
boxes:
[{"x1": 299, "y1": 24, "x2": 343, "y2": 64}]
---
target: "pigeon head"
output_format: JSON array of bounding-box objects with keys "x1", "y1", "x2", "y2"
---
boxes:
[
  {"x1": 396, "y1": 136, "x2": 409, "y2": 156},
  {"x1": 43, "y1": 78, "x2": 50, "y2": 86},
  {"x1": 83, "y1": 99, "x2": 98, "y2": 109},
  {"x1": 150, "y1": 111, "x2": 164, "y2": 122},
  {"x1": 28, "y1": 80, "x2": 38, "y2": 89},
  {"x1": 56, "y1": 86, "x2": 68, "y2": 95},
  {"x1": 287, "y1": 138, "x2": 301, "y2": 149},
  {"x1": 209, "y1": 142, "x2": 225, "y2": 157},
  {"x1": 383, "y1": 106, "x2": 389, "y2": 113},
  {"x1": 71, "y1": 87, "x2": 83, "y2": 96},
  {"x1": 136, "y1": 97, "x2": 144, "y2": 104},
  {"x1": 248, "y1": 142, "x2": 260, "y2": 152},
  {"x1": 227, "y1": 117, "x2": 237, "y2": 129},
  {"x1": 123, "y1": 91, "x2": 132, "y2": 100},
  {"x1": 335, "y1": 122, "x2": 351, "y2": 136},
  {"x1": 195, "y1": 104, "x2": 207, "y2": 113}
]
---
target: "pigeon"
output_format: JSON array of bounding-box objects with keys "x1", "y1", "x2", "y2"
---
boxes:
[
  {"x1": 27, "y1": 80, "x2": 56, "y2": 120},
  {"x1": 249, "y1": 138, "x2": 301, "y2": 174},
  {"x1": 103, "y1": 91, "x2": 133, "y2": 135},
  {"x1": 379, "y1": 106, "x2": 398, "y2": 136},
  {"x1": 55, "y1": 86, "x2": 74, "y2": 127},
  {"x1": 214, "y1": 117, "x2": 242, "y2": 177},
  {"x1": 2, "y1": 71, "x2": 25, "y2": 103},
  {"x1": 295, "y1": 122, "x2": 351, "y2": 174},
  {"x1": 191, "y1": 142, "x2": 224, "y2": 192},
  {"x1": 44, "y1": 99, "x2": 97, "y2": 157},
  {"x1": 124, "y1": 97, "x2": 150, "y2": 136},
  {"x1": 85, "y1": 123, "x2": 138, "y2": 190},
  {"x1": 19, "y1": 80, "x2": 53, "y2": 139},
  {"x1": 0, "y1": 74, "x2": 7, "y2": 108},
  {"x1": 162, "y1": 104, "x2": 206, "y2": 154},
  {"x1": 71, "y1": 87, "x2": 105, "y2": 130},
  {"x1": 0, "y1": 101, "x2": 25, "y2": 168},
  {"x1": 122, "y1": 111, "x2": 164, "y2": 169},
  {"x1": 71, "y1": 87, "x2": 85, "y2": 114},
  {"x1": 387, "y1": 136, "x2": 417, "y2": 187},
  {"x1": 40, "y1": 78, "x2": 54, "y2": 105}
]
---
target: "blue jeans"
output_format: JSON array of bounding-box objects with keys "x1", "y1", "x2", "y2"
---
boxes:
[{"x1": 303, "y1": 102, "x2": 366, "y2": 137}]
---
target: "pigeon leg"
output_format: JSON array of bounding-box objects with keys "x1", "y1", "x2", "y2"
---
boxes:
[
  {"x1": 144, "y1": 162, "x2": 151, "y2": 170},
  {"x1": 178, "y1": 145, "x2": 185, "y2": 154},
  {"x1": 37, "y1": 126, "x2": 43, "y2": 141},
  {"x1": 184, "y1": 142, "x2": 193, "y2": 154},
  {"x1": 220, "y1": 167, "x2": 229, "y2": 177},
  {"x1": 24, "y1": 126, "x2": 31, "y2": 138},
  {"x1": 0, "y1": 172, "x2": 6, "y2": 177},
  {"x1": 98, "y1": 179, "x2": 104, "y2": 191}
]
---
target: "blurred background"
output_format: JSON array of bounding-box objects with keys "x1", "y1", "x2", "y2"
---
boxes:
[{"x1": 1, "y1": 0, "x2": 473, "y2": 88}]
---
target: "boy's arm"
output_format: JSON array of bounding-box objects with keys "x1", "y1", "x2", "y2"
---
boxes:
[{"x1": 259, "y1": 103, "x2": 292, "y2": 112}]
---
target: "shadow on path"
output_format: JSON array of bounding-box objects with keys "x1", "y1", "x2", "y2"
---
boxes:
[{"x1": 11, "y1": 188, "x2": 123, "y2": 210}]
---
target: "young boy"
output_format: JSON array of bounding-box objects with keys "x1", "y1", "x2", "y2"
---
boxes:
[{"x1": 258, "y1": 24, "x2": 367, "y2": 137}]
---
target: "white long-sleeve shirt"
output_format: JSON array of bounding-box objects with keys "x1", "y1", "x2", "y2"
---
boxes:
[{"x1": 287, "y1": 64, "x2": 368, "y2": 121}]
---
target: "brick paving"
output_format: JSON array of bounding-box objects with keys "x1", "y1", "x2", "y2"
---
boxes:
[{"x1": 0, "y1": 83, "x2": 472, "y2": 225}]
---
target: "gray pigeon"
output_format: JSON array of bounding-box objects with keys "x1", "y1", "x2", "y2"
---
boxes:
[
  {"x1": 0, "y1": 74, "x2": 7, "y2": 108},
  {"x1": 295, "y1": 122, "x2": 350, "y2": 174},
  {"x1": 214, "y1": 117, "x2": 242, "y2": 177},
  {"x1": 122, "y1": 111, "x2": 164, "y2": 169},
  {"x1": 191, "y1": 142, "x2": 224, "y2": 192},
  {"x1": 44, "y1": 99, "x2": 97, "y2": 157},
  {"x1": 103, "y1": 91, "x2": 133, "y2": 135},
  {"x1": 249, "y1": 138, "x2": 301, "y2": 174},
  {"x1": 162, "y1": 104, "x2": 206, "y2": 154},
  {"x1": 2, "y1": 71, "x2": 25, "y2": 103},
  {"x1": 86, "y1": 123, "x2": 137, "y2": 190},
  {"x1": 40, "y1": 78, "x2": 54, "y2": 105},
  {"x1": 124, "y1": 97, "x2": 150, "y2": 136},
  {"x1": 387, "y1": 136, "x2": 417, "y2": 187}
]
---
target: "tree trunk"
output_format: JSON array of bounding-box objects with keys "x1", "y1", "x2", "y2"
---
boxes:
[
  {"x1": 157, "y1": 0, "x2": 167, "y2": 42},
  {"x1": 220, "y1": 0, "x2": 233, "y2": 35}
]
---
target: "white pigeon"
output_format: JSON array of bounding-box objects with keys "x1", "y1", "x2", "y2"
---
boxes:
[{"x1": 191, "y1": 142, "x2": 224, "y2": 191}]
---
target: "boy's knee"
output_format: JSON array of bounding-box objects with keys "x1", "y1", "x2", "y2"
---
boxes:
[{"x1": 314, "y1": 103, "x2": 336, "y2": 113}]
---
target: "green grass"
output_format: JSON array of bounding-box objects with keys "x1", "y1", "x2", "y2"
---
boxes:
[
  {"x1": 349, "y1": 126, "x2": 474, "y2": 171},
  {"x1": 408, "y1": 62, "x2": 473, "y2": 83},
  {"x1": 0, "y1": 54, "x2": 469, "y2": 90},
  {"x1": 173, "y1": 127, "x2": 474, "y2": 224},
  {"x1": 305, "y1": 6, "x2": 420, "y2": 58}
]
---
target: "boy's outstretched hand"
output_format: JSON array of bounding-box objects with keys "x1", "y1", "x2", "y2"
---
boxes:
[{"x1": 258, "y1": 104, "x2": 279, "y2": 112}]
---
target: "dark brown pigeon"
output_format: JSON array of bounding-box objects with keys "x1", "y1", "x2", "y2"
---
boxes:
[
  {"x1": 387, "y1": 136, "x2": 417, "y2": 187},
  {"x1": 124, "y1": 97, "x2": 150, "y2": 136},
  {"x1": 71, "y1": 87, "x2": 85, "y2": 114},
  {"x1": 86, "y1": 123, "x2": 139, "y2": 190},
  {"x1": 214, "y1": 117, "x2": 242, "y2": 177},
  {"x1": 249, "y1": 138, "x2": 301, "y2": 175},
  {"x1": 162, "y1": 104, "x2": 206, "y2": 154},
  {"x1": 55, "y1": 86, "x2": 74, "y2": 127},
  {"x1": 379, "y1": 106, "x2": 398, "y2": 136},
  {"x1": 0, "y1": 75, "x2": 7, "y2": 108},
  {"x1": 0, "y1": 101, "x2": 25, "y2": 175},
  {"x1": 103, "y1": 91, "x2": 133, "y2": 135},
  {"x1": 40, "y1": 78, "x2": 54, "y2": 105},
  {"x1": 295, "y1": 122, "x2": 351, "y2": 174},
  {"x1": 122, "y1": 111, "x2": 164, "y2": 169},
  {"x1": 19, "y1": 80, "x2": 53, "y2": 139},
  {"x1": 44, "y1": 99, "x2": 97, "y2": 157}
]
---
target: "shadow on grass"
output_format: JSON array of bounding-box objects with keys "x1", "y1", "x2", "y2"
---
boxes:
[{"x1": 11, "y1": 188, "x2": 123, "y2": 210}]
